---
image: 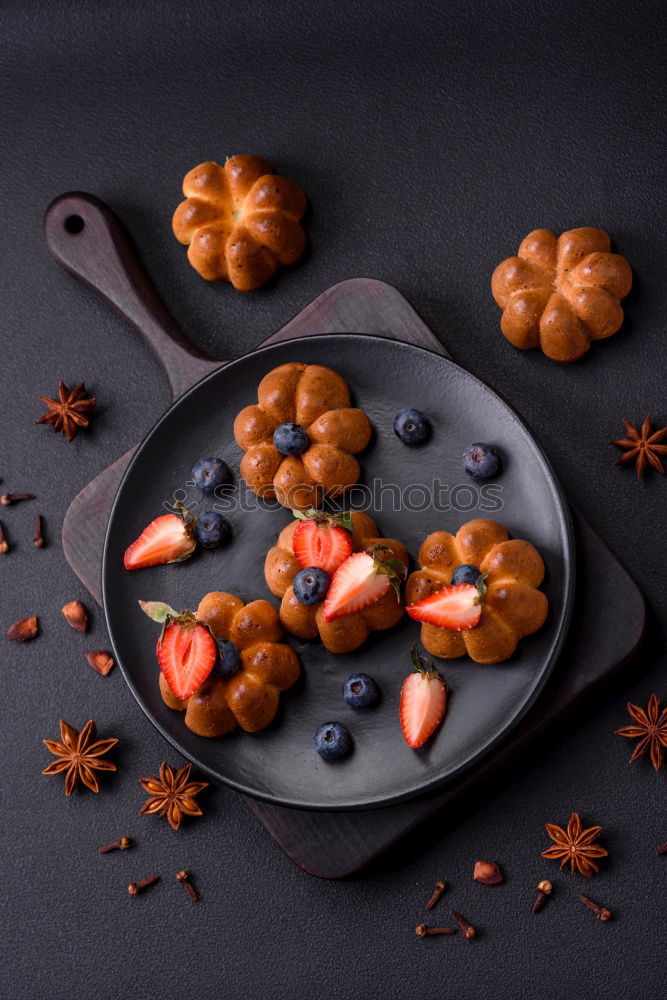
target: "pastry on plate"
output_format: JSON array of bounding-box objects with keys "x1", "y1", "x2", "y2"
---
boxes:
[
  {"x1": 405, "y1": 519, "x2": 548, "y2": 664},
  {"x1": 265, "y1": 510, "x2": 408, "y2": 654},
  {"x1": 143, "y1": 593, "x2": 300, "y2": 738},
  {"x1": 234, "y1": 363, "x2": 372, "y2": 510}
]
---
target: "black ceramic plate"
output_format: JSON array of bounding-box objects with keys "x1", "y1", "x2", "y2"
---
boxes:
[{"x1": 103, "y1": 335, "x2": 574, "y2": 810}]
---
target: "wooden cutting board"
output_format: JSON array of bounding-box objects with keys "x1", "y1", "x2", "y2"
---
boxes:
[{"x1": 45, "y1": 193, "x2": 645, "y2": 877}]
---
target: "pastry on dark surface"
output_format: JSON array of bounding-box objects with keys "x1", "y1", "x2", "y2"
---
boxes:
[
  {"x1": 406, "y1": 519, "x2": 548, "y2": 664},
  {"x1": 265, "y1": 510, "x2": 407, "y2": 653},
  {"x1": 172, "y1": 156, "x2": 307, "y2": 290},
  {"x1": 492, "y1": 227, "x2": 632, "y2": 362},
  {"x1": 234, "y1": 362, "x2": 372, "y2": 510},
  {"x1": 160, "y1": 592, "x2": 300, "y2": 737}
]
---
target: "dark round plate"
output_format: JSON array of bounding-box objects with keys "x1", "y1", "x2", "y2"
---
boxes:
[{"x1": 103, "y1": 335, "x2": 574, "y2": 810}]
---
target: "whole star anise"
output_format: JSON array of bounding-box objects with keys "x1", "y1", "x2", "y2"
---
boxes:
[
  {"x1": 541, "y1": 812, "x2": 608, "y2": 877},
  {"x1": 139, "y1": 761, "x2": 208, "y2": 831},
  {"x1": 36, "y1": 381, "x2": 96, "y2": 441},
  {"x1": 615, "y1": 693, "x2": 667, "y2": 772},
  {"x1": 613, "y1": 414, "x2": 667, "y2": 479},
  {"x1": 42, "y1": 719, "x2": 118, "y2": 796}
]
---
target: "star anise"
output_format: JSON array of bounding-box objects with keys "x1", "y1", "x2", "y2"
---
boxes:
[
  {"x1": 541, "y1": 812, "x2": 608, "y2": 877},
  {"x1": 615, "y1": 693, "x2": 667, "y2": 772},
  {"x1": 139, "y1": 761, "x2": 208, "y2": 831},
  {"x1": 42, "y1": 719, "x2": 118, "y2": 796},
  {"x1": 36, "y1": 381, "x2": 96, "y2": 441},
  {"x1": 613, "y1": 414, "x2": 667, "y2": 479}
]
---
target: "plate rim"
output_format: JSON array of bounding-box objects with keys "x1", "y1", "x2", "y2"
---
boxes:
[{"x1": 102, "y1": 332, "x2": 576, "y2": 811}]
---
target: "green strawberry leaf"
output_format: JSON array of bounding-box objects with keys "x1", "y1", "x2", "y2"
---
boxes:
[
  {"x1": 138, "y1": 600, "x2": 180, "y2": 624},
  {"x1": 409, "y1": 643, "x2": 441, "y2": 679},
  {"x1": 370, "y1": 545, "x2": 407, "y2": 602},
  {"x1": 172, "y1": 501, "x2": 197, "y2": 534},
  {"x1": 291, "y1": 507, "x2": 354, "y2": 534},
  {"x1": 474, "y1": 572, "x2": 489, "y2": 605}
]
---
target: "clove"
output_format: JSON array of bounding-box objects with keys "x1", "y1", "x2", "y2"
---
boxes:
[
  {"x1": 176, "y1": 870, "x2": 199, "y2": 902},
  {"x1": 33, "y1": 515, "x2": 45, "y2": 548},
  {"x1": 578, "y1": 893, "x2": 611, "y2": 921},
  {"x1": 0, "y1": 521, "x2": 9, "y2": 554},
  {"x1": 128, "y1": 875, "x2": 159, "y2": 896},
  {"x1": 415, "y1": 924, "x2": 456, "y2": 937},
  {"x1": 532, "y1": 879, "x2": 553, "y2": 913},
  {"x1": 100, "y1": 836, "x2": 131, "y2": 854},
  {"x1": 0, "y1": 493, "x2": 35, "y2": 507},
  {"x1": 451, "y1": 910, "x2": 477, "y2": 939},
  {"x1": 425, "y1": 880, "x2": 446, "y2": 910}
]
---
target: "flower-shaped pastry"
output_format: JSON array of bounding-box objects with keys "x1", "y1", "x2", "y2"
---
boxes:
[
  {"x1": 159, "y1": 592, "x2": 300, "y2": 737},
  {"x1": 405, "y1": 519, "x2": 548, "y2": 664},
  {"x1": 265, "y1": 510, "x2": 407, "y2": 654},
  {"x1": 492, "y1": 227, "x2": 632, "y2": 362},
  {"x1": 234, "y1": 362, "x2": 372, "y2": 510},
  {"x1": 172, "y1": 156, "x2": 307, "y2": 290}
]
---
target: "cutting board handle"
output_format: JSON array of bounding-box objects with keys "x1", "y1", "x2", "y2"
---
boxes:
[{"x1": 43, "y1": 192, "x2": 219, "y2": 399}]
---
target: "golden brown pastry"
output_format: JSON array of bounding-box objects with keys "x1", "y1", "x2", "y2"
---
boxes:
[
  {"x1": 405, "y1": 519, "x2": 548, "y2": 664},
  {"x1": 265, "y1": 511, "x2": 408, "y2": 653},
  {"x1": 234, "y1": 362, "x2": 372, "y2": 510},
  {"x1": 172, "y1": 156, "x2": 307, "y2": 290},
  {"x1": 160, "y1": 592, "x2": 300, "y2": 737},
  {"x1": 492, "y1": 227, "x2": 632, "y2": 362}
]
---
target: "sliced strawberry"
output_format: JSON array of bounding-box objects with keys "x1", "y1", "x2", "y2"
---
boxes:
[
  {"x1": 399, "y1": 645, "x2": 447, "y2": 748},
  {"x1": 124, "y1": 513, "x2": 196, "y2": 570},
  {"x1": 157, "y1": 620, "x2": 217, "y2": 699},
  {"x1": 293, "y1": 519, "x2": 353, "y2": 575},
  {"x1": 322, "y1": 552, "x2": 391, "y2": 621},
  {"x1": 406, "y1": 583, "x2": 482, "y2": 630}
]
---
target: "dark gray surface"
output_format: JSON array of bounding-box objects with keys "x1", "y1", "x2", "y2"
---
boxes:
[{"x1": 1, "y1": 2, "x2": 665, "y2": 998}]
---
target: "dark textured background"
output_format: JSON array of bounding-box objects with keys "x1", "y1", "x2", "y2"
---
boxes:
[{"x1": 2, "y1": 2, "x2": 665, "y2": 998}]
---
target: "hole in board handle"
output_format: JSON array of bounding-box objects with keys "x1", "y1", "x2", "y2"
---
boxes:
[{"x1": 64, "y1": 215, "x2": 85, "y2": 234}]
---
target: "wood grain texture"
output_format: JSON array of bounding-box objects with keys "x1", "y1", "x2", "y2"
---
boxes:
[{"x1": 44, "y1": 192, "x2": 219, "y2": 398}]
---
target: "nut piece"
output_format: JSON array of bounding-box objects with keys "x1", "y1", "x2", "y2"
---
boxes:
[
  {"x1": 473, "y1": 860, "x2": 504, "y2": 885},
  {"x1": 6, "y1": 615, "x2": 39, "y2": 642},
  {"x1": 85, "y1": 650, "x2": 115, "y2": 676},
  {"x1": 62, "y1": 600, "x2": 88, "y2": 633}
]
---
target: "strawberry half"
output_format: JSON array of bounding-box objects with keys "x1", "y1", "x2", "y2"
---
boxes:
[
  {"x1": 139, "y1": 601, "x2": 217, "y2": 699},
  {"x1": 399, "y1": 645, "x2": 447, "y2": 749},
  {"x1": 124, "y1": 508, "x2": 196, "y2": 570},
  {"x1": 322, "y1": 548, "x2": 405, "y2": 622},
  {"x1": 157, "y1": 620, "x2": 217, "y2": 699},
  {"x1": 406, "y1": 580, "x2": 484, "y2": 631},
  {"x1": 292, "y1": 509, "x2": 353, "y2": 576}
]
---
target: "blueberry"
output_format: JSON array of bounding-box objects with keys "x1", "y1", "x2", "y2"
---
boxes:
[
  {"x1": 314, "y1": 722, "x2": 352, "y2": 760},
  {"x1": 451, "y1": 564, "x2": 481, "y2": 586},
  {"x1": 393, "y1": 408, "x2": 431, "y2": 446},
  {"x1": 343, "y1": 673, "x2": 380, "y2": 708},
  {"x1": 292, "y1": 566, "x2": 331, "y2": 605},
  {"x1": 273, "y1": 423, "x2": 310, "y2": 456},
  {"x1": 192, "y1": 457, "x2": 232, "y2": 493},
  {"x1": 462, "y1": 443, "x2": 501, "y2": 479},
  {"x1": 194, "y1": 511, "x2": 231, "y2": 549},
  {"x1": 215, "y1": 638, "x2": 241, "y2": 676}
]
